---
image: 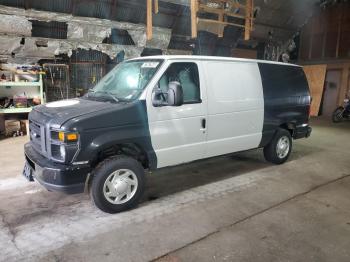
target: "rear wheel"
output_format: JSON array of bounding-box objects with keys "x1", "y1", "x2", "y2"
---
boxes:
[
  {"x1": 263, "y1": 128, "x2": 292, "y2": 165},
  {"x1": 332, "y1": 107, "x2": 344, "y2": 123},
  {"x1": 90, "y1": 155, "x2": 145, "y2": 213}
]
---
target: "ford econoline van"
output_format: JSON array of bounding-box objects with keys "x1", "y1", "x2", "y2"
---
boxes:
[{"x1": 24, "y1": 56, "x2": 312, "y2": 213}]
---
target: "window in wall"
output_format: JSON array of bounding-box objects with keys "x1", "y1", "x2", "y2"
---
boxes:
[
  {"x1": 158, "y1": 62, "x2": 201, "y2": 104},
  {"x1": 103, "y1": 29, "x2": 135, "y2": 45},
  {"x1": 31, "y1": 20, "x2": 68, "y2": 39}
]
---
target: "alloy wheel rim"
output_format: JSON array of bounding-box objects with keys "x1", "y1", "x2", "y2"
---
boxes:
[
  {"x1": 103, "y1": 169, "x2": 138, "y2": 204},
  {"x1": 276, "y1": 136, "x2": 290, "y2": 159}
]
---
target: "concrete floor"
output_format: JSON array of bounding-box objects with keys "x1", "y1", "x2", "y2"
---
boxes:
[{"x1": 0, "y1": 118, "x2": 349, "y2": 262}]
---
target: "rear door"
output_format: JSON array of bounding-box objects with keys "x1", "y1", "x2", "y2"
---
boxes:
[{"x1": 146, "y1": 60, "x2": 207, "y2": 168}]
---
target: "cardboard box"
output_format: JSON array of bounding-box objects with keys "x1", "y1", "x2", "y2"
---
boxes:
[{"x1": 5, "y1": 120, "x2": 20, "y2": 136}]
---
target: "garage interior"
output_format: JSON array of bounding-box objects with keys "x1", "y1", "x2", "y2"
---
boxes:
[{"x1": 0, "y1": 0, "x2": 349, "y2": 261}]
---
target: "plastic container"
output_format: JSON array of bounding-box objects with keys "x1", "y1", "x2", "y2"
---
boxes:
[{"x1": 13, "y1": 94, "x2": 28, "y2": 108}]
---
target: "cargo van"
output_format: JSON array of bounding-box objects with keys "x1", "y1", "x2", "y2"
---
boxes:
[{"x1": 24, "y1": 56, "x2": 312, "y2": 213}]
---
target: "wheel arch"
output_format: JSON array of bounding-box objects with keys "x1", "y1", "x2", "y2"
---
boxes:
[
  {"x1": 91, "y1": 142, "x2": 151, "y2": 169},
  {"x1": 279, "y1": 122, "x2": 296, "y2": 137},
  {"x1": 84, "y1": 141, "x2": 152, "y2": 193}
]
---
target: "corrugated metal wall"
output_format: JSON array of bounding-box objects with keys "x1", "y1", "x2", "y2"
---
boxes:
[
  {"x1": 41, "y1": 49, "x2": 123, "y2": 102},
  {"x1": 43, "y1": 64, "x2": 71, "y2": 102},
  {"x1": 70, "y1": 49, "x2": 108, "y2": 97}
]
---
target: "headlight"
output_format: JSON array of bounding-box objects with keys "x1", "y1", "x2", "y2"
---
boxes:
[
  {"x1": 51, "y1": 143, "x2": 79, "y2": 163},
  {"x1": 50, "y1": 130, "x2": 79, "y2": 163}
]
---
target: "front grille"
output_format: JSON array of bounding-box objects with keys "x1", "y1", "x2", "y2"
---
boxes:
[{"x1": 29, "y1": 120, "x2": 46, "y2": 155}]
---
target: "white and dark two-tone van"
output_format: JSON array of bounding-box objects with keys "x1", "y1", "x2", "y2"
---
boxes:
[{"x1": 24, "y1": 56, "x2": 312, "y2": 213}]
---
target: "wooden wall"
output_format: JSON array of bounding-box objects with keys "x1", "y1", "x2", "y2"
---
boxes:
[
  {"x1": 299, "y1": 2, "x2": 350, "y2": 106},
  {"x1": 299, "y1": 2, "x2": 350, "y2": 61}
]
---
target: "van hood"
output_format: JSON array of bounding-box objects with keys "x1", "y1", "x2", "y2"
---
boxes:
[{"x1": 30, "y1": 98, "x2": 114, "y2": 127}]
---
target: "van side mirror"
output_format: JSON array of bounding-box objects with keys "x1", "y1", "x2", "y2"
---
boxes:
[
  {"x1": 152, "y1": 81, "x2": 184, "y2": 107},
  {"x1": 167, "y1": 81, "x2": 183, "y2": 106},
  {"x1": 152, "y1": 86, "x2": 168, "y2": 107}
]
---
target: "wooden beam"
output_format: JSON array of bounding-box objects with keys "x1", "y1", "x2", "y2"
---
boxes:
[
  {"x1": 244, "y1": 0, "x2": 253, "y2": 40},
  {"x1": 154, "y1": 0, "x2": 159, "y2": 14},
  {"x1": 250, "y1": 0, "x2": 254, "y2": 31},
  {"x1": 191, "y1": 0, "x2": 198, "y2": 38},
  {"x1": 147, "y1": 0, "x2": 153, "y2": 40},
  {"x1": 198, "y1": 18, "x2": 245, "y2": 29}
]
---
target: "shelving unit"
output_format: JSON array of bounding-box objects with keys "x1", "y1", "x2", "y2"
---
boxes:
[
  {"x1": 0, "y1": 108, "x2": 33, "y2": 114},
  {"x1": 0, "y1": 74, "x2": 44, "y2": 114}
]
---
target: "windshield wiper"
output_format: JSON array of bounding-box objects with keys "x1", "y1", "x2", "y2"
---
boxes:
[{"x1": 87, "y1": 90, "x2": 119, "y2": 103}]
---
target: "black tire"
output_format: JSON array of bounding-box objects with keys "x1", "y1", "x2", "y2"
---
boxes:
[
  {"x1": 332, "y1": 107, "x2": 344, "y2": 123},
  {"x1": 90, "y1": 155, "x2": 145, "y2": 214},
  {"x1": 263, "y1": 128, "x2": 292, "y2": 165}
]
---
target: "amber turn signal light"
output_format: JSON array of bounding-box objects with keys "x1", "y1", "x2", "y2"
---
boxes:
[{"x1": 58, "y1": 132, "x2": 78, "y2": 142}]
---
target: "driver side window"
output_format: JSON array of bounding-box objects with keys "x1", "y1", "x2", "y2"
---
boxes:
[{"x1": 158, "y1": 62, "x2": 201, "y2": 104}]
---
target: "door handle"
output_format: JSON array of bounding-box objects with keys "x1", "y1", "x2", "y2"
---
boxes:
[{"x1": 201, "y1": 118, "x2": 206, "y2": 129}]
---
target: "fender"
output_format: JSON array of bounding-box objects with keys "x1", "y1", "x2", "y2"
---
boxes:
[
  {"x1": 81, "y1": 124, "x2": 157, "y2": 169},
  {"x1": 64, "y1": 100, "x2": 158, "y2": 169}
]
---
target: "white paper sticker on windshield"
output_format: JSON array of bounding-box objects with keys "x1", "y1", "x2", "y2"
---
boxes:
[{"x1": 141, "y1": 62, "x2": 159, "y2": 68}]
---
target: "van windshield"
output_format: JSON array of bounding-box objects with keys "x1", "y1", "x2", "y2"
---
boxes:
[{"x1": 85, "y1": 59, "x2": 163, "y2": 102}]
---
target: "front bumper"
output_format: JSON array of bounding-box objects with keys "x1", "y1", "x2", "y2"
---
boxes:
[
  {"x1": 293, "y1": 125, "x2": 312, "y2": 139},
  {"x1": 24, "y1": 143, "x2": 91, "y2": 194}
]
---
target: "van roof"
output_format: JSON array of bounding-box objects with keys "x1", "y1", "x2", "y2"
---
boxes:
[{"x1": 129, "y1": 55, "x2": 301, "y2": 67}]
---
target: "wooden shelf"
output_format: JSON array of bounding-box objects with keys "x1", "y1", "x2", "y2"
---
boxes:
[
  {"x1": 0, "y1": 75, "x2": 44, "y2": 115},
  {"x1": 0, "y1": 107, "x2": 33, "y2": 114},
  {"x1": 0, "y1": 81, "x2": 42, "y2": 87}
]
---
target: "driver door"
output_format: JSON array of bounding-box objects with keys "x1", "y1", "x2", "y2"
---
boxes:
[{"x1": 146, "y1": 60, "x2": 207, "y2": 168}]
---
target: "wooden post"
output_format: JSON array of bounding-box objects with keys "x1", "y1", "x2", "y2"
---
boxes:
[
  {"x1": 218, "y1": 11, "x2": 224, "y2": 37},
  {"x1": 191, "y1": 0, "x2": 198, "y2": 39},
  {"x1": 338, "y1": 65, "x2": 350, "y2": 106},
  {"x1": 250, "y1": 0, "x2": 254, "y2": 31},
  {"x1": 244, "y1": 0, "x2": 253, "y2": 40},
  {"x1": 154, "y1": 0, "x2": 159, "y2": 14},
  {"x1": 335, "y1": 4, "x2": 343, "y2": 59},
  {"x1": 147, "y1": 0, "x2": 153, "y2": 41}
]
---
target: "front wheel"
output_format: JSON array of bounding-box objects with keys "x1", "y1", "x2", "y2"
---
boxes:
[
  {"x1": 263, "y1": 128, "x2": 292, "y2": 165},
  {"x1": 90, "y1": 155, "x2": 145, "y2": 213},
  {"x1": 332, "y1": 107, "x2": 344, "y2": 123}
]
